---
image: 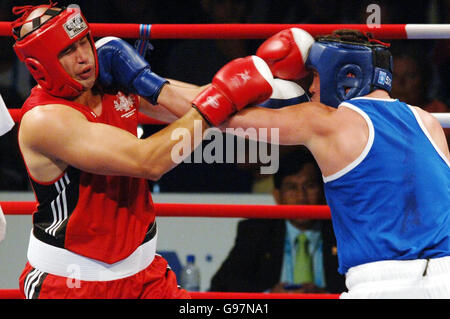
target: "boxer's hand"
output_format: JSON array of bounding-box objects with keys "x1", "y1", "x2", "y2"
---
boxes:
[
  {"x1": 256, "y1": 28, "x2": 314, "y2": 80},
  {"x1": 192, "y1": 55, "x2": 274, "y2": 126},
  {"x1": 95, "y1": 37, "x2": 168, "y2": 104},
  {"x1": 256, "y1": 78, "x2": 309, "y2": 109}
]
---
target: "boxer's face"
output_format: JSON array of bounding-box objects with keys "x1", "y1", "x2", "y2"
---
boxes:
[
  {"x1": 19, "y1": 7, "x2": 96, "y2": 91},
  {"x1": 58, "y1": 36, "x2": 97, "y2": 90},
  {"x1": 309, "y1": 71, "x2": 320, "y2": 103}
]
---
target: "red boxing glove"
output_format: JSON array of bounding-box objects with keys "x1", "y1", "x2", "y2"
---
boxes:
[
  {"x1": 256, "y1": 28, "x2": 314, "y2": 80},
  {"x1": 193, "y1": 55, "x2": 274, "y2": 126}
]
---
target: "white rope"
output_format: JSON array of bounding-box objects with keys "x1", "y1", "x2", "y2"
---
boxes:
[
  {"x1": 405, "y1": 24, "x2": 450, "y2": 39},
  {"x1": 432, "y1": 113, "x2": 450, "y2": 128}
]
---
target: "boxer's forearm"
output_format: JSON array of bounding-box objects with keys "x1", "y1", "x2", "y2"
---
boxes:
[{"x1": 154, "y1": 84, "x2": 205, "y2": 118}]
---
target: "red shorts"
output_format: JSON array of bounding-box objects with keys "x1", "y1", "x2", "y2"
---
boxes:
[{"x1": 19, "y1": 255, "x2": 191, "y2": 299}]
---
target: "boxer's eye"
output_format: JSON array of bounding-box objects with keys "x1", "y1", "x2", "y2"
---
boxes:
[{"x1": 60, "y1": 45, "x2": 75, "y2": 57}]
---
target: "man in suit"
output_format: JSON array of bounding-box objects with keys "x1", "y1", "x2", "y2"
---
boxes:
[{"x1": 210, "y1": 148, "x2": 346, "y2": 293}]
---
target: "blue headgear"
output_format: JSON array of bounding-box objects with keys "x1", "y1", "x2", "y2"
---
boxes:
[{"x1": 305, "y1": 35, "x2": 393, "y2": 108}]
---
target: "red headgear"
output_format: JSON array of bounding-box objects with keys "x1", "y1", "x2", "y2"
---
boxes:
[{"x1": 12, "y1": 2, "x2": 98, "y2": 99}]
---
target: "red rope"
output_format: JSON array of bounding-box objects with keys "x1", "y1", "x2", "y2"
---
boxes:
[
  {"x1": 190, "y1": 292, "x2": 340, "y2": 299},
  {"x1": 0, "y1": 22, "x2": 416, "y2": 39},
  {"x1": 1, "y1": 201, "x2": 37, "y2": 215},
  {"x1": 0, "y1": 289, "x2": 339, "y2": 299},
  {"x1": 0, "y1": 201, "x2": 331, "y2": 219},
  {"x1": 147, "y1": 23, "x2": 408, "y2": 39},
  {"x1": 0, "y1": 289, "x2": 22, "y2": 299},
  {"x1": 158, "y1": 203, "x2": 331, "y2": 219}
]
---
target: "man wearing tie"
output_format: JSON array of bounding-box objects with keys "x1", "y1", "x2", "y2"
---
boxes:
[{"x1": 210, "y1": 148, "x2": 346, "y2": 294}]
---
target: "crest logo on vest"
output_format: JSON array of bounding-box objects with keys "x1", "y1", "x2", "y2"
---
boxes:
[{"x1": 114, "y1": 92, "x2": 136, "y2": 118}]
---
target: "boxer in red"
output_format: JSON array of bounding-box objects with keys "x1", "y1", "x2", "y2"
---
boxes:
[{"x1": 12, "y1": 2, "x2": 274, "y2": 299}]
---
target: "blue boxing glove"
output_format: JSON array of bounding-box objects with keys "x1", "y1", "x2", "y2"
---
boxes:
[
  {"x1": 256, "y1": 78, "x2": 309, "y2": 108},
  {"x1": 95, "y1": 37, "x2": 168, "y2": 104}
]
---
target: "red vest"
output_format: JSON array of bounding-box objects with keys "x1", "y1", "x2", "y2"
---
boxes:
[{"x1": 21, "y1": 87, "x2": 155, "y2": 264}]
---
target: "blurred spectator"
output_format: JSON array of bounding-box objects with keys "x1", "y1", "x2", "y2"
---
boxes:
[
  {"x1": 390, "y1": 41, "x2": 450, "y2": 146},
  {"x1": 209, "y1": 148, "x2": 346, "y2": 294}
]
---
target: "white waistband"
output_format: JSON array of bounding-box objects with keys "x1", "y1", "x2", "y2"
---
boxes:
[
  {"x1": 27, "y1": 229, "x2": 157, "y2": 281},
  {"x1": 346, "y1": 257, "x2": 450, "y2": 289}
]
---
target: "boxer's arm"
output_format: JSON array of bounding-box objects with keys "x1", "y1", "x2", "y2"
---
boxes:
[
  {"x1": 138, "y1": 98, "x2": 179, "y2": 124},
  {"x1": 20, "y1": 57, "x2": 273, "y2": 181},
  {"x1": 220, "y1": 101, "x2": 336, "y2": 146},
  {"x1": 166, "y1": 79, "x2": 207, "y2": 89},
  {"x1": 139, "y1": 82, "x2": 206, "y2": 122},
  {"x1": 20, "y1": 105, "x2": 208, "y2": 181},
  {"x1": 220, "y1": 79, "x2": 314, "y2": 144}
]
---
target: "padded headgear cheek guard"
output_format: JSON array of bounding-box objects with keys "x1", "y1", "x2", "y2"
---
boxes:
[
  {"x1": 305, "y1": 39, "x2": 393, "y2": 108},
  {"x1": 12, "y1": 4, "x2": 98, "y2": 99}
]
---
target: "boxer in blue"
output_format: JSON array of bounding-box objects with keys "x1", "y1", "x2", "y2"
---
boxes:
[
  {"x1": 224, "y1": 28, "x2": 450, "y2": 298},
  {"x1": 87, "y1": 26, "x2": 450, "y2": 298}
]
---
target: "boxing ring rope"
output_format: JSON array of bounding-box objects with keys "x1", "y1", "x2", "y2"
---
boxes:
[
  {"x1": 0, "y1": 201, "x2": 331, "y2": 219},
  {"x1": 0, "y1": 201, "x2": 335, "y2": 299},
  {"x1": 0, "y1": 289, "x2": 339, "y2": 299},
  {"x1": 0, "y1": 22, "x2": 450, "y2": 39}
]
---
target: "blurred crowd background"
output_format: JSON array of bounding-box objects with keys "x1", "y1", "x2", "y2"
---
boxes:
[{"x1": 0, "y1": 0, "x2": 449, "y2": 193}]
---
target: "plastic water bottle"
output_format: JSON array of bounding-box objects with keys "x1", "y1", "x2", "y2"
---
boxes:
[
  {"x1": 152, "y1": 183, "x2": 160, "y2": 193},
  {"x1": 179, "y1": 254, "x2": 200, "y2": 291}
]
